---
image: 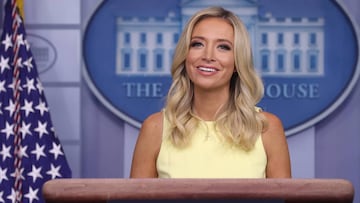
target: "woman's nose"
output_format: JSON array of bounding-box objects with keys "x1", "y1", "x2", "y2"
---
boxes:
[{"x1": 203, "y1": 47, "x2": 215, "y2": 62}]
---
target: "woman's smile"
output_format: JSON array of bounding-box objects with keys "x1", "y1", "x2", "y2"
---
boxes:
[{"x1": 197, "y1": 65, "x2": 219, "y2": 74}]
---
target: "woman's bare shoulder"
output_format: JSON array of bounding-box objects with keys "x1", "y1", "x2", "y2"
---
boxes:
[
  {"x1": 139, "y1": 112, "x2": 163, "y2": 144},
  {"x1": 143, "y1": 111, "x2": 163, "y2": 129},
  {"x1": 261, "y1": 111, "x2": 283, "y2": 131},
  {"x1": 143, "y1": 111, "x2": 163, "y2": 125}
]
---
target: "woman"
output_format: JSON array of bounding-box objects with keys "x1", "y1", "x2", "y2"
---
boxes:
[{"x1": 130, "y1": 6, "x2": 291, "y2": 178}]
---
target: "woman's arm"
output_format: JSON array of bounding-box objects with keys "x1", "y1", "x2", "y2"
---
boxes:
[
  {"x1": 261, "y1": 112, "x2": 291, "y2": 178},
  {"x1": 130, "y1": 112, "x2": 163, "y2": 178}
]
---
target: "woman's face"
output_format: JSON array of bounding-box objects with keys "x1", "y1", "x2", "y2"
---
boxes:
[{"x1": 185, "y1": 17, "x2": 235, "y2": 92}]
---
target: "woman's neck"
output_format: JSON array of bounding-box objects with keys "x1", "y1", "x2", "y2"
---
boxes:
[{"x1": 192, "y1": 89, "x2": 229, "y2": 121}]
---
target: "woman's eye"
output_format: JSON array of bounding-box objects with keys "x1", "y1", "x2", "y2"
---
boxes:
[
  {"x1": 219, "y1": 44, "x2": 231, "y2": 51},
  {"x1": 190, "y1": 41, "x2": 203, "y2": 47}
]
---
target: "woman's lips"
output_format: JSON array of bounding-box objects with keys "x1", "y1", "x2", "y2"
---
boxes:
[{"x1": 197, "y1": 66, "x2": 219, "y2": 72}]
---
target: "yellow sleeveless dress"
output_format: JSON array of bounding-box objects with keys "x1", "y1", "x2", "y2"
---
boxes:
[{"x1": 156, "y1": 115, "x2": 267, "y2": 178}]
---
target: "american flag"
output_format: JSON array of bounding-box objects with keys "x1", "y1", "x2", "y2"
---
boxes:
[{"x1": 0, "y1": 0, "x2": 72, "y2": 203}]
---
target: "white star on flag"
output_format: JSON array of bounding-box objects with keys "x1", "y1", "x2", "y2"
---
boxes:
[
  {"x1": 0, "y1": 56, "x2": 10, "y2": 73},
  {"x1": 0, "y1": 144, "x2": 12, "y2": 161},
  {"x1": 27, "y1": 165, "x2": 43, "y2": 183},
  {"x1": 23, "y1": 78, "x2": 36, "y2": 94},
  {"x1": 49, "y1": 143, "x2": 64, "y2": 160},
  {"x1": 31, "y1": 143, "x2": 46, "y2": 161},
  {"x1": 0, "y1": 80, "x2": 7, "y2": 93},
  {"x1": 0, "y1": 167, "x2": 9, "y2": 183},
  {"x1": 35, "y1": 100, "x2": 48, "y2": 116},
  {"x1": 24, "y1": 187, "x2": 39, "y2": 203},
  {"x1": 34, "y1": 121, "x2": 48, "y2": 138},
  {"x1": 46, "y1": 164, "x2": 62, "y2": 179},
  {"x1": 1, "y1": 34, "x2": 13, "y2": 51},
  {"x1": 20, "y1": 121, "x2": 32, "y2": 138},
  {"x1": 21, "y1": 99, "x2": 35, "y2": 117}
]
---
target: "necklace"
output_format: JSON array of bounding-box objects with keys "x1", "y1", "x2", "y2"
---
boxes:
[{"x1": 202, "y1": 121, "x2": 212, "y2": 141}]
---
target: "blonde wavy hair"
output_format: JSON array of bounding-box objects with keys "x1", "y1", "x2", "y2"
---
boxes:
[{"x1": 165, "y1": 6, "x2": 267, "y2": 151}]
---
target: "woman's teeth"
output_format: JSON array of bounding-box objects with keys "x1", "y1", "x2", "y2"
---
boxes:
[{"x1": 198, "y1": 67, "x2": 216, "y2": 72}]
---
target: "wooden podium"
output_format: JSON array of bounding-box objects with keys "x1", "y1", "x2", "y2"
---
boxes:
[{"x1": 42, "y1": 178, "x2": 354, "y2": 203}]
